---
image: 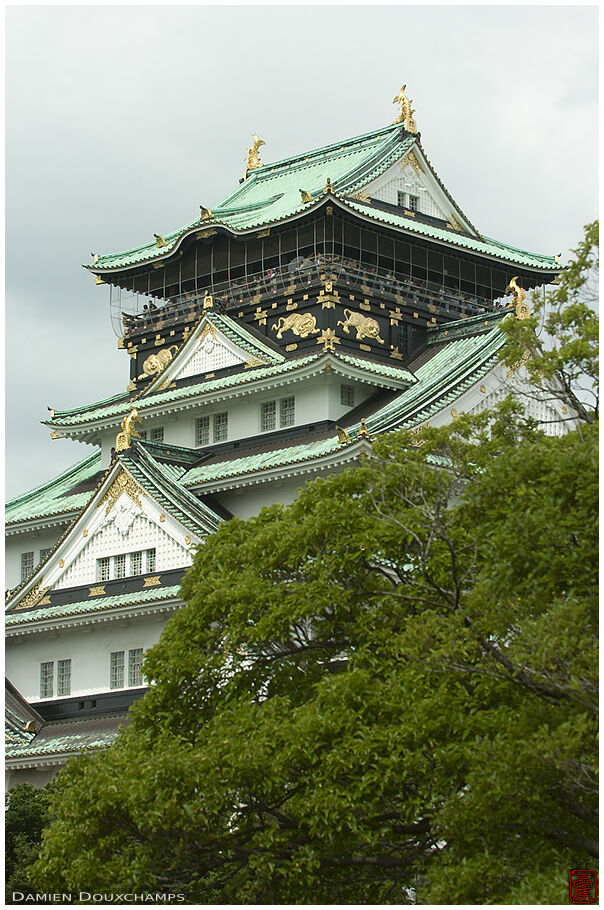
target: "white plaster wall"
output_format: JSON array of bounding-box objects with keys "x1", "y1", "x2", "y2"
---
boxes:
[
  {"x1": 101, "y1": 432, "x2": 116, "y2": 468},
  {"x1": 425, "y1": 367, "x2": 566, "y2": 436},
  {"x1": 218, "y1": 478, "x2": 306, "y2": 520},
  {"x1": 114, "y1": 376, "x2": 378, "y2": 454},
  {"x1": 7, "y1": 767, "x2": 58, "y2": 790},
  {"x1": 6, "y1": 613, "x2": 169, "y2": 702},
  {"x1": 5, "y1": 528, "x2": 69, "y2": 592}
]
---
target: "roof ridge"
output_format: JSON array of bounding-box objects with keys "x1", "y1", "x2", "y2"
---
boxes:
[
  {"x1": 124, "y1": 445, "x2": 222, "y2": 532},
  {"x1": 51, "y1": 391, "x2": 129, "y2": 419},
  {"x1": 217, "y1": 122, "x2": 402, "y2": 207}
]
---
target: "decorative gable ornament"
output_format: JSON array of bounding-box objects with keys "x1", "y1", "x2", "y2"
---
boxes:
[{"x1": 104, "y1": 498, "x2": 139, "y2": 536}]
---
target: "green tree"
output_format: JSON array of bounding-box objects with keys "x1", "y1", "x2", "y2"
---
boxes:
[
  {"x1": 500, "y1": 219, "x2": 598, "y2": 425},
  {"x1": 6, "y1": 783, "x2": 52, "y2": 903},
  {"x1": 30, "y1": 406, "x2": 597, "y2": 904}
]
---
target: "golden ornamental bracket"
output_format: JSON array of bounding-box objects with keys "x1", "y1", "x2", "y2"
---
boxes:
[
  {"x1": 392, "y1": 84, "x2": 418, "y2": 133},
  {"x1": 99, "y1": 469, "x2": 144, "y2": 516},
  {"x1": 199, "y1": 206, "x2": 213, "y2": 221},
  {"x1": 154, "y1": 233, "x2": 168, "y2": 248},
  {"x1": 357, "y1": 418, "x2": 371, "y2": 439},
  {"x1": 324, "y1": 177, "x2": 335, "y2": 194},
  {"x1": 115, "y1": 407, "x2": 142, "y2": 452},
  {"x1": 299, "y1": 189, "x2": 315, "y2": 203}
]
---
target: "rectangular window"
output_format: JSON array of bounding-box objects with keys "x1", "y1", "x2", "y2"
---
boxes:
[
  {"x1": 397, "y1": 190, "x2": 406, "y2": 208},
  {"x1": 114, "y1": 553, "x2": 126, "y2": 579},
  {"x1": 57, "y1": 659, "x2": 71, "y2": 696},
  {"x1": 150, "y1": 427, "x2": 164, "y2": 443},
  {"x1": 130, "y1": 551, "x2": 143, "y2": 576},
  {"x1": 340, "y1": 385, "x2": 355, "y2": 407},
  {"x1": 40, "y1": 547, "x2": 53, "y2": 562},
  {"x1": 128, "y1": 649, "x2": 144, "y2": 687},
  {"x1": 146, "y1": 549, "x2": 156, "y2": 573},
  {"x1": 40, "y1": 662, "x2": 54, "y2": 698},
  {"x1": 213, "y1": 411, "x2": 228, "y2": 442},
  {"x1": 195, "y1": 416, "x2": 210, "y2": 447},
  {"x1": 110, "y1": 651, "x2": 125, "y2": 689},
  {"x1": 408, "y1": 194, "x2": 419, "y2": 212},
  {"x1": 138, "y1": 430, "x2": 148, "y2": 440},
  {"x1": 260, "y1": 401, "x2": 277, "y2": 432},
  {"x1": 21, "y1": 551, "x2": 34, "y2": 581},
  {"x1": 97, "y1": 557, "x2": 111, "y2": 582},
  {"x1": 280, "y1": 396, "x2": 295, "y2": 428}
]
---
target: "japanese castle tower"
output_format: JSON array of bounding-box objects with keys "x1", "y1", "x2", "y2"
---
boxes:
[{"x1": 6, "y1": 88, "x2": 564, "y2": 787}]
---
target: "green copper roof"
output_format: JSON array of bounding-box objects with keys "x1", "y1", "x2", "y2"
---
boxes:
[
  {"x1": 5, "y1": 451, "x2": 103, "y2": 526},
  {"x1": 48, "y1": 351, "x2": 413, "y2": 429},
  {"x1": 119, "y1": 445, "x2": 222, "y2": 536},
  {"x1": 91, "y1": 124, "x2": 412, "y2": 271},
  {"x1": 88, "y1": 120, "x2": 555, "y2": 275},
  {"x1": 207, "y1": 311, "x2": 284, "y2": 363},
  {"x1": 181, "y1": 437, "x2": 347, "y2": 487},
  {"x1": 365, "y1": 320, "x2": 506, "y2": 435},
  {"x1": 5, "y1": 713, "x2": 129, "y2": 761},
  {"x1": 6, "y1": 584, "x2": 182, "y2": 627}
]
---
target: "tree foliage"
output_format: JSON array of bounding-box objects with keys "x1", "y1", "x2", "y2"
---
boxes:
[
  {"x1": 6, "y1": 783, "x2": 52, "y2": 903},
  {"x1": 30, "y1": 227, "x2": 598, "y2": 903},
  {"x1": 500, "y1": 219, "x2": 599, "y2": 424},
  {"x1": 30, "y1": 407, "x2": 597, "y2": 903}
]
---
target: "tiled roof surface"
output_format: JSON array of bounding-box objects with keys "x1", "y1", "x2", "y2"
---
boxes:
[
  {"x1": 91, "y1": 124, "x2": 411, "y2": 270},
  {"x1": 182, "y1": 437, "x2": 345, "y2": 486},
  {"x1": 50, "y1": 355, "x2": 319, "y2": 426},
  {"x1": 48, "y1": 351, "x2": 412, "y2": 428},
  {"x1": 180, "y1": 321, "x2": 506, "y2": 486},
  {"x1": 5, "y1": 451, "x2": 103, "y2": 526},
  {"x1": 6, "y1": 584, "x2": 182, "y2": 627},
  {"x1": 89, "y1": 121, "x2": 555, "y2": 274},
  {"x1": 120, "y1": 445, "x2": 223, "y2": 535},
  {"x1": 5, "y1": 712, "x2": 129, "y2": 761},
  {"x1": 365, "y1": 322, "x2": 506, "y2": 435}
]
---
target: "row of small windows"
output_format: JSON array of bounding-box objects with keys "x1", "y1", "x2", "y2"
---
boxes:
[
  {"x1": 21, "y1": 548, "x2": 53, "y2": 581},
  {"x1": 260, "y1": 396, "x2": 295, "y2": 432},
  {"x1": 195, "y1": 411, "x2": 228, "y2": 447},
  {"x1": 110, "y1": 649, "x2": 144, "y2": 689},
  {"x1": 40, "y1": 659, "x2": 71, "y2": 698},
  {"x1": 39, "y1": 649, "x2": 144, "y2": 699},
  {"x1": 397, "y1": 191, "x2": 419, "y2": 212},
  {"x1": 97, "y1": 548, "x2": 156, "y2": 582},
  {"x1": 139, "y1": 427, "x2": 164, "y2": 443}
]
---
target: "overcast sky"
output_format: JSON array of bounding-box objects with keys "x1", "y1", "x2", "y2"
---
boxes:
[{"x1": 5, "y1": 4, "x2": 598, "y2": 499}]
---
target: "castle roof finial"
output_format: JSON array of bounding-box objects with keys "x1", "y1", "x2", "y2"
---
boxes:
[{"x1": 392, "y1": 84, "x2": 418, "y2": 134}]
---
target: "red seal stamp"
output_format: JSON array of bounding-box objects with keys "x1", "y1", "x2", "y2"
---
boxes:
[{"x1": 569, "y1": 869, "x2": 598, "y2": 904}]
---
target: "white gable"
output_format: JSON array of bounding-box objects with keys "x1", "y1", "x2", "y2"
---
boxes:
[
  {"x1": 155, "y1": 319, "x2": 264, "y2": 389},
  {"x1": 361, "y1": 146, "x2": 474, "y2": 233},
  {"x1": 54, "y1": 495, "x2": 191, "y2": 589},
  {"x1": 175, "y1": 327, "x2": 245, "y2": 380},
  {"x1": 9, "y1": 466, "x2": 200, "y2": 604}
]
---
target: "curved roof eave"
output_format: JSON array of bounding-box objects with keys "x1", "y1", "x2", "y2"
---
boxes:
[{"x1": 86, "y1": 193, "x2": 556, "y2": 281}]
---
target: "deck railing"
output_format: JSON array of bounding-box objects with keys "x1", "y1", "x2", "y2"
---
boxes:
[{"x1": 121, "y1": 255, "x2": 508, "y2": 335}]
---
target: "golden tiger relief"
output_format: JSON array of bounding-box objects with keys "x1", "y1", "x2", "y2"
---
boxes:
[
  {"x1": 271, "y1": 312, "x2": 319, "y2": 340},
  {"x1": 337, "y1": 309, "x2": 385, "y2": 344}
]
